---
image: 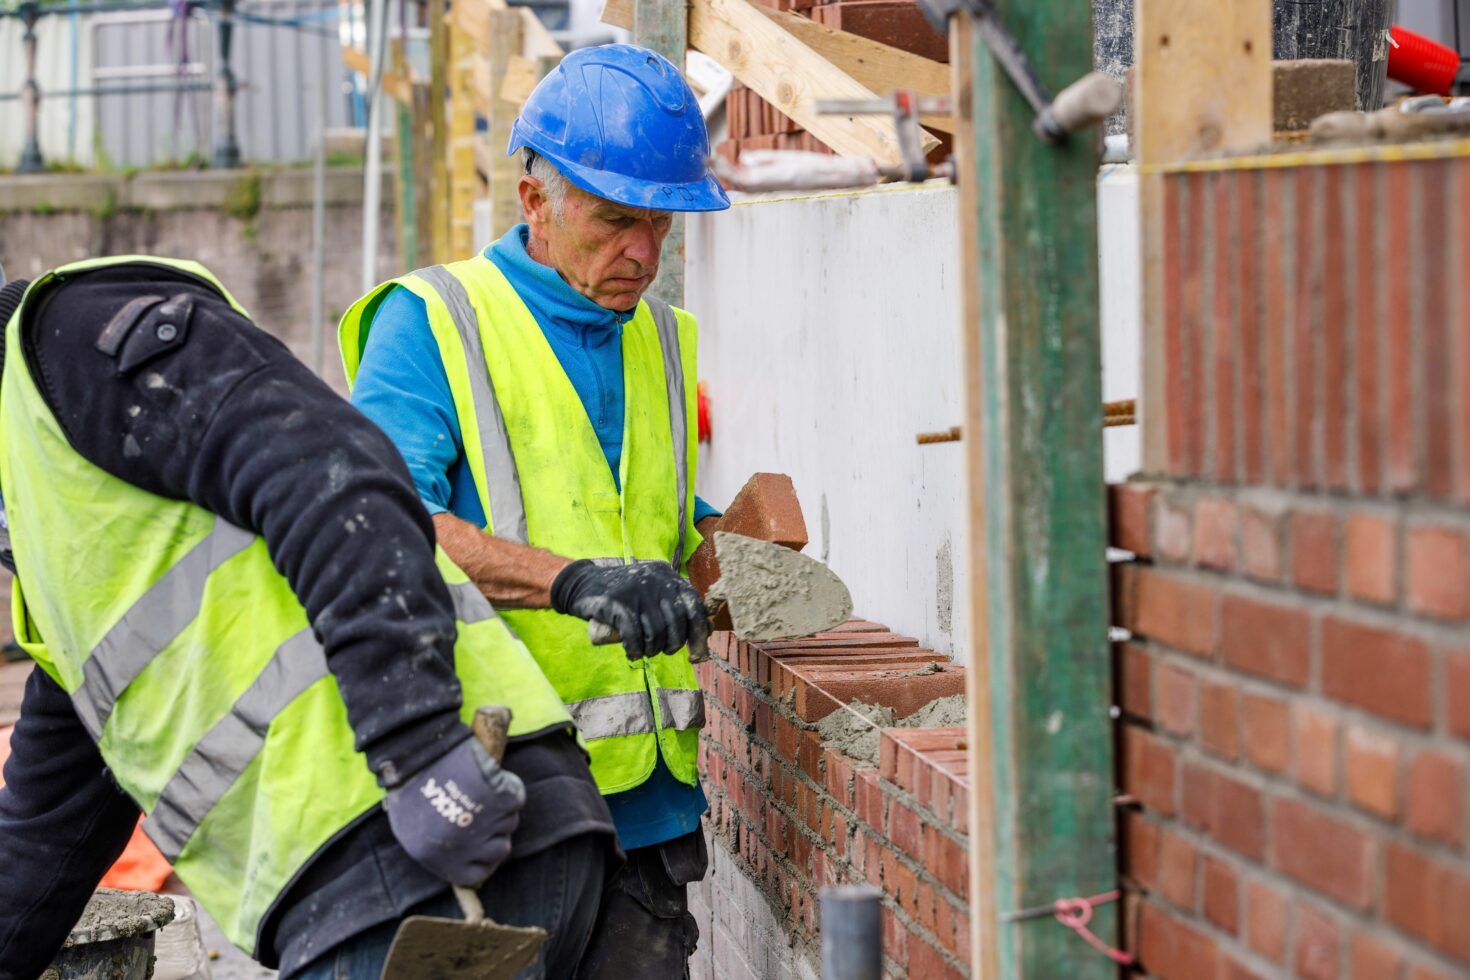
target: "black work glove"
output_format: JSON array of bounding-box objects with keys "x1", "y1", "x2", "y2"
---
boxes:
[
  {"x1": 381, "y1": 731, "x2": 526, "y2": 887},
  {"x1": 551, "y1": 559, "x2": 710, "y2": 658}
]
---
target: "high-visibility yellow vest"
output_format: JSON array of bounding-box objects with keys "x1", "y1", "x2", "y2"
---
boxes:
[
  {"x1": 341, "y1": 256, "x2": 704, "y2": 794},
  {"x1": 0, "y1": 256, "x2": 573, "y2": 956}
]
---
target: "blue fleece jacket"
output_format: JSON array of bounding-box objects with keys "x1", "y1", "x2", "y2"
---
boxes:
[{"x1": 350, "y1": 225, "x2": 712, "y2": 850}]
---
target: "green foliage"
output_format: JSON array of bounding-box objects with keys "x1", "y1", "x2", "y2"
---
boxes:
[{"x1": 223, "y1": 170, "x2": 263, "y2": 223}]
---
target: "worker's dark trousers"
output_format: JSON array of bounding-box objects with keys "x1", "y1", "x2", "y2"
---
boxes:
[
  {"x1": 576, "y1": 830, "x2": 708, "y2": 980},
  {"x1": 293, "y1": 834, "x2": 609, "y2": 980}
]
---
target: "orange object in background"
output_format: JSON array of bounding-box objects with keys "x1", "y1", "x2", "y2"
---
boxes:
[
  {"x1": 100, "y1": 821, "x2": 173, "y2": 892},
  {"x1": 0, "y1": 723, "x2": 171, "y2": 891}
]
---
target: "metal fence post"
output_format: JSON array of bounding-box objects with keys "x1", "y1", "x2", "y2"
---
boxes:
[
  {"x1": 18, "y1": 0, "x2": 45, "y2": 174},
  {"x1": 820, "y1": 886, "x2": 882, "y2": 980},
  {"x1": 212, "y1": 0, "x2": 242, "y2": 167}
]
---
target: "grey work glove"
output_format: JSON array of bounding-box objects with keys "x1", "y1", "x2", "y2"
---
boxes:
[
  {"x1": 551, "y1": 559, "x2": 710, "y2": 659},
  {"x1": 382, "y1": 733, "x2": 526, "y2": 888}
]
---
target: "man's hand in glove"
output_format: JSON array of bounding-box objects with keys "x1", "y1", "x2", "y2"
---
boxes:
[
  {"x1": 551, "y1": 559, "x2": 710, "y2": 658},
  {"x1": 382, "y1": 732, "x2": 526, "y2": 887}
]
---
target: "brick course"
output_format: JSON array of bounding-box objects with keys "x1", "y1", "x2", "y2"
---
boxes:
[{"x1": 1110, "y1": 147, "x2": 1470, "y2": 980}]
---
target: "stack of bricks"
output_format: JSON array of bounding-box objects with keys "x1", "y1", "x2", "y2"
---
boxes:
[
  {"x1": 715, "y1": 0, "x2": 948, "y2": 163},
  {"x1": 688, "y1": 620, "x2": 971, "y2": 980},
  {"x1": 1111, "y1": 150, "x2": 1470, "y2": 980}
]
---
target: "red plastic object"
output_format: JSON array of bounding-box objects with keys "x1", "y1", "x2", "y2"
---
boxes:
[
  {"x1": 1388, "y1": 24, "x2": 1460, "y2": 96},
  {"x1": 697, "y1": 381, "x2": 712, "y2": 444}
]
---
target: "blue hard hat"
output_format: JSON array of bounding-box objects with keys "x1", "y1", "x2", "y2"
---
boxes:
[{"x1": 508, "y1": 44, "x2": 730, "y2": 213}]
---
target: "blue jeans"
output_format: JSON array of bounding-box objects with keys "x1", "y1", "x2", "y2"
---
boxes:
[{"x1": 293, "y1": 834, "x2": 607, "y2": 980}]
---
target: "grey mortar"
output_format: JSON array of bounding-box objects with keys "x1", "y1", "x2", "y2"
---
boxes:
[
  {"x1": 713, "y1": 531, "x2": 852, "y2": 642},
  {"x1": 819, "y1": 694, "x2": 969, "y2": 767}
]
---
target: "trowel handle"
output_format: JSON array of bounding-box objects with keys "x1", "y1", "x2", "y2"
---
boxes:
[
  {"x1": 586, "y1": 596, "x2": 723, "y2": 662},
  {"x1": 450, "y1": 705, "x2": 512, "y2": 926}
]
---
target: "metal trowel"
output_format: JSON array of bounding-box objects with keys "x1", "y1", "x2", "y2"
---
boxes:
[
  {"x1": 379, "y1": 706, "x2": 547, "y2": 980},
  {"x1": 588, "y1": 531, "x2": 854, "y2": 655}
]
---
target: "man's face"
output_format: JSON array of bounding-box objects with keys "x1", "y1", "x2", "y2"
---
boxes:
[{"x1": 521, "y1": 175, "x2": 674, "y2": 312}]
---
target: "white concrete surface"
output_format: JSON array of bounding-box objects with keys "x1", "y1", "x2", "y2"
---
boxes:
[{"x1": 686, "y1": 171, "x2": 1142, "y2": 665}]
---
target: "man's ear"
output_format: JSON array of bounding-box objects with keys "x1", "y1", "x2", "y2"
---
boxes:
[{"x1": 519, "y1": 176, "x2": 548, "y2": 234}]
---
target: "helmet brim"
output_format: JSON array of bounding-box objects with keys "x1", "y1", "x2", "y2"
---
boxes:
[{"x1": 535, "y1": 148, "x2": 732, "y2": 213}]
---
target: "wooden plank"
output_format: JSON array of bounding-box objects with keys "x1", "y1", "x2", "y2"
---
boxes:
[
  {"x1": 340, "y1": 44, "x2": 414, "y2": 104},
  {"x1": 687, "y1": 0, "x2": 917, "y2": 165},
  {"x1": 1133, "y1": 0, "x2": 1272, "y2": 165},
  {"x1": 429, "y1": 0, "x2": 451, "y2": 263},
  {"x1": 605, "y1": 0, "x2": 953, "y2": 131},
  {"x1": 487, "y1": 7, "x2": 525, "y2": 238},
  {"x1": 1133, "y1": 0, "x2": 1270, "y2": 470},
  {"x1": 473, "y1": 54, "x2": 493, "y2": 118},
  {"x1": 500, "y1": 54, "x2": 542, "y2": 106},
  {"x1": 955, "y1": 0, "x2": 1115, "y2": 975},
  {"x1": 951, "y1": 14, "x2": 999, "y2": 980},
  {"x1": 632, "y1": 0, "x2": 690, "y2": 306},
  {"x1": 453, "y1": 0, "x2": 561, "y2": 59}
]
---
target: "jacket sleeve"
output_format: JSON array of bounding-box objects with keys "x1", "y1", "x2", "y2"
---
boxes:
[
  {"x1": 23, "y1": 266, "x2": 469, "y2": 786},
  {"x1": 0, "y1": 668, "x2": 140, "y2": 980}
]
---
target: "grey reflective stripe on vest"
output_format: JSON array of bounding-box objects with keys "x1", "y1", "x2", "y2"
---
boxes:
[
  {"x1": 416, "y1": 265, "x2": 529, "y2": 545},
  {"x1": 73, "y1": 518, "x2": 255, "y2": 739},
  {"x1": 145, "y1": 628, "x2": 327, "y2": 860},
  {"x1": 645, "y1": 297, "x2": 689, "y2": 571},
  {"x1": 448, "y1": 580, "x2": 498, "y2": 624},
  {"x1": 141, "y1": 588, "x2": 500, "y2": 859},
  {"x1": 566, "y1": 686, "x2": 704, "y2": 741},
  {"x1": 657, "y1": 687, "x2": 705, "y2": 731}
]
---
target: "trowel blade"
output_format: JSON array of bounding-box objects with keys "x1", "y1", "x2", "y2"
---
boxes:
[
  {"x1": 379, "y1": 914, "x2": 546, "y2": 980},
  {"x1": 713, "y1": 531, "x2": 854, "y2": 642}
]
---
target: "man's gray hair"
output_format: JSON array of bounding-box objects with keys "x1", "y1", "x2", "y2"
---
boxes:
[{"x1": 523, "y1": 148, "x2": 571, "y2": 221}]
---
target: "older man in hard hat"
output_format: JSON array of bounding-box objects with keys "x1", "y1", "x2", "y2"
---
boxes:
[{"x1": 340, "y1": 43, "x2": 729, "y2": 975}]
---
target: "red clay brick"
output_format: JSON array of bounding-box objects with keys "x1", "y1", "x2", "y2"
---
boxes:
[
  {"x1": 1214, "y1": 772, "x2": 1267, "y2": 860},
  {"x1": 1121, "y1": 724, "x2": 1179, "y2": 817},
  {"x1": 1180, "y1": 761, "x2": 1216, "y2": 832},
  {"x1": 1221, "y1": 593, "x2": 1312, "y2": 686},
  {"x1": 1418, "y1": 161, "x2": 1453, "y2": 499},
  {"x1": 1202, "y1": 856, "x2": 1240, "y2": 934},
  {"x1": 1385, "y1": 163, "x2": 1414, "y2": 492},
  {"x1": 1292, "y1": 510, "x2": 1340, "y2": 595},
  {"x1": 1322, "y1": 165, "x2": 1349, "y2": 490},
  {"x1": 1408, "y1": 965, "x2": 1459, "y2": 980},
  {"x1": 855, "y1": 768, "x2": 885, "y2": 829},
  {"x1": 1345, "y1": 512, "x2": 1397, "y2": 605},
  {"x1": 1195, "y1": 497, "x2": 1239, "y2": 570},
  {"x1": 1155, "y1": 660, "x2": 1197, "y2": 736},
  {"x1": 905, "y1": 934, "x2": 947, "y2": 980},
  {"x1": 809, "y1": 1, "x2": 949, "y2": 63},
  {"x1": 1448, "y1": 650, "x2": 1470, "y2": 742},
  {"x1": 1118, "y1": 642, "x2": 1152, "y2": 720},
  {"x1": 1123, "y1": 810, "x2": 1161, "y2": 890},
  {"x1": 888, "y1": 801, "x2": 923, "y2": 862},
  {"x1": 825, "y1": 747, "x2": 857, "y2": 808},
  {"x1": 1241, "y1": 691, "x2": 1290, "y2": 774},
  {"x1": 1344, "y1": 724, "x2": 1400, "y2": 820},
  {"x1": 1265, "y1": 168, "x2": 1292, "y2": 486},
  {"x1": 1110, "y1": 483, "x2": 1155, "y2": 557},
  {"x1": 1349, "y1": 932, "x2": 1403, "y2": 980},
  {"x1": 1114, "y1": 565, "x2": 1218, "y2": 657},
  {"x1": 1239, "y1": 171, "x2": 1265, "y2": 484},
  {"x1": 1158, "y1": 826, "x2": 1197, "y2": 908},
  {"x1": 1155, "y1": 494, "x2": 1194, "y2": 563},
  {"x1": 1212, "y1": 173, "x2": 1239, "y2": 483},
  {"x1": 1294, "y1": 165, "x2": 1322, "y2": 490},
  {"x1": 1272, "y1": 796, "x2": 1374, "y2": 908},
  {"x1": 1241, "y1": 506, "x2": 1284, "y2": 583},
  {"x1": 687, "y1": 472, "x2": 808, "y2": 596},
  {"x1": 1200, "y1": 679, "x2": 1241, "y2": 759},
  {"x1": 1138, "y1": 899, "x2": 1221, "y2": 980},
  {"x1": 1294, "y1": 902, "x2": 1344, "y2": 980},
  {"x1": 1405, "y1": 749, "x2": 1464, "y2": 846},
  {"x1": 1321, "y1": 616, "x2": 1432, "y2": 727},
  {"x1": 1353, "y1": 163, "x2": 1380, "y2": 496},
  {"x1": 1405, "y1": 525, "x2": 1470, "y2": 621},
  {"x1": 1246, "y1": 878, "x2": 1288, "y2": 962},
  {"x1": 1383, "y1": 842, "x2": 1470, "y2": 966},
  {"x1": 1294, "y1": 702, "x2": 1341, "y2": 796}
]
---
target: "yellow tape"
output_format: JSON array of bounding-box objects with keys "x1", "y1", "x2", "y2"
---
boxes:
[{"x1": 1140, "y1": 138, "x2": 1470, "y2": 175}]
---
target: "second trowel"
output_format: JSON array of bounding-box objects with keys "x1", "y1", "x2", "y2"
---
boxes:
[{"x1": 588, "y1": 531, "x2": 854, "y2": 655}]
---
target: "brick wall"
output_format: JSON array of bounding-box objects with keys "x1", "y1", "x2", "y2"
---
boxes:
[
  {"x1": 689, "y1": 623, "x2": 971, "y2": 980},
  {"x1": 1113, "y1": 150, "x2": 1470, "y2": 980}
]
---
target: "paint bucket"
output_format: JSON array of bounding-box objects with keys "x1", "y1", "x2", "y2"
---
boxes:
[{"x1": 43, "y1": 888, "x2": 176, "y2": 980}]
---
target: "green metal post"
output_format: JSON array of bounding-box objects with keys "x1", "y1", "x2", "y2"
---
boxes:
[
  {"x1": 956, "y1": 0, "x2": 1116, "y2": 976},
  {"x1": 632, "y1": 0, "x2": 687, "y2": 307}
]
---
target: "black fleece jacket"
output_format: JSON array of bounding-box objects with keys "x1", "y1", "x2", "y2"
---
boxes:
[{"x1": 0, "y1": 265, "x2": 611, "y2": 978}]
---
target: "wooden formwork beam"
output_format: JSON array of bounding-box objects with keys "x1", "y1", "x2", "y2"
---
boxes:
[{"x1": 953, "y1": 0, "x2": 1116, "y2": 975}]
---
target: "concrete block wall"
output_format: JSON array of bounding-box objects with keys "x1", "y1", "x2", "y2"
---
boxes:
[
  {"x1": 690, "y1": 624, "x2": 971, "y2": 979},
  {"x1": 1112, "y1": 150, "x2": 1470, "y2": 980}
]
